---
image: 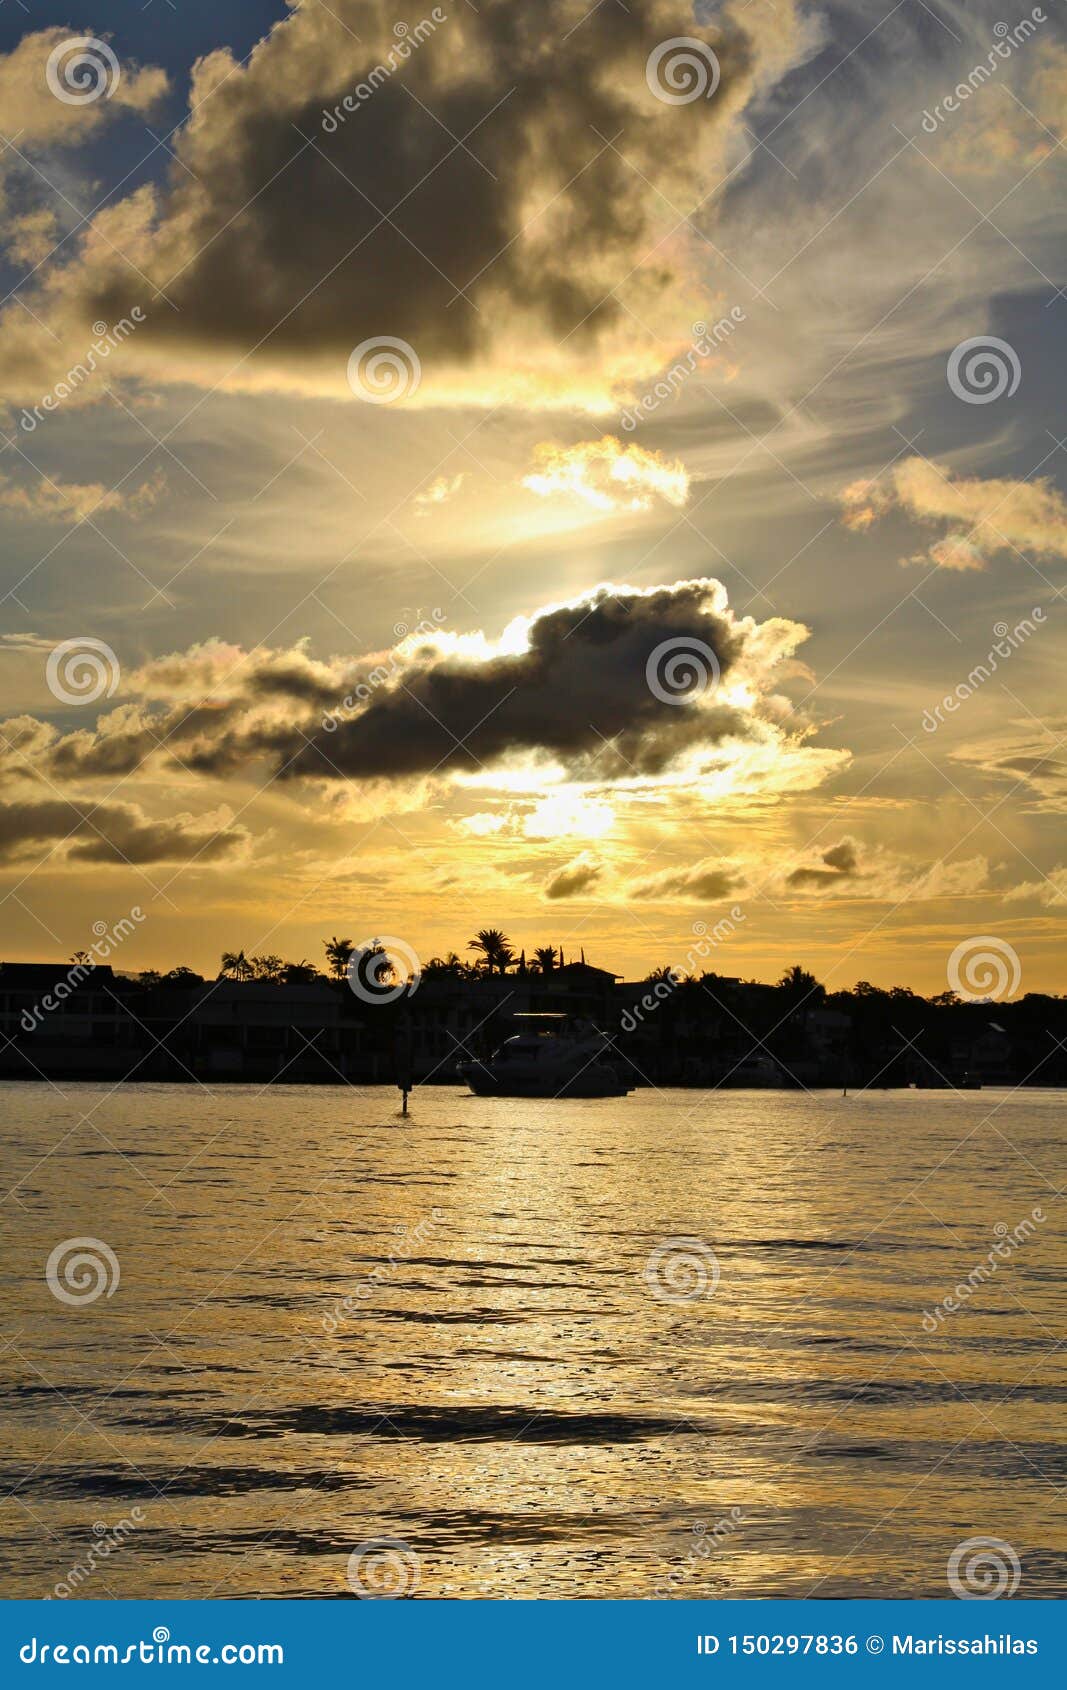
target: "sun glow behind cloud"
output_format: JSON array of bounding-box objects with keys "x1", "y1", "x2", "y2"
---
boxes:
[{"x1": 522, "y1": 437, "x2": 691, "y2": 513}]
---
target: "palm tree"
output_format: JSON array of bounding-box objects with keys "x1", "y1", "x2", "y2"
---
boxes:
[
  {"x1": 323, "y1": 936, "x2": 353, "y2": 982},
  {"x1": 467, "y1": 928, "x2": 514, "y2": 975},
  {"x1": 351, "y1": 940, "x2": 394, "y2": 992},
  {"x1": 645, "y1": 964, "x2": 679, "y2": 987},
  {"x1": 777, "y1": 964, "x2": 825, "y2": 1007},
  {"x1": 220, "y1": 949, "x2": 254, "y2": 981},
  {"x1": 532, "y1": 946, "x2": 558, "y2": 974},
  {"x1": 281, "y1": 959, "x2": 319, "y2": 984},
  {"x1": 423, "y1": 952, "x2": 467, "y2": 979}
]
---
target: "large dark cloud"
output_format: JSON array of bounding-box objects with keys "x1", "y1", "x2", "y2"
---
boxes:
[
  {"x1": 86, "y1": 0, "x2": 755, "y2": 385},
  {"x1": 2, "y1": 581, "x2": 808, "y2": 798},
  {"x1": 188, "y1": 582, "x2": 754, "y2": 781}
]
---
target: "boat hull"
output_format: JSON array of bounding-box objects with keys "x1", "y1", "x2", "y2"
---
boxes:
[{"x1": 463, "y1": 1066, "x2": 632, "y2": 1098}]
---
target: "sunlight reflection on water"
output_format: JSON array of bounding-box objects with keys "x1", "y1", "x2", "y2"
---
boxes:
[{"x1": 1, "y1": 1082, "x2": 1064, "y2": 1598}]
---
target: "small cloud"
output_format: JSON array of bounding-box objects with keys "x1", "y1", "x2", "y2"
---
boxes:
[
  {"x1": 787, "y1": 838, "x2": 860, "y2": 889},
  {"x1": 6, "y1": 208, "x2": 58, "y2": 267},
  {"x1": 839, "y1": 477, "x2": 894, "y2": 532},
  {"x1": 629, "y1": 860, "x2": 742, "y2": 901},
  {"x1": 923, "y1": 533, "x2": 987, "y2": 573},
  {"x1": 523, "y1": 436, "x2": 690, "y2": 514},
  {"x1": 453, "y1": 811, "x2": 509, "y2": 837},
  {"x1": 839, "y1": 457, "x2": 1067, "y2": 570},
  {"x1": 543, "y1": 852, "x2": 603, "y2": 900},
  {"x1": 0, "y1": 466, "x2": 165, "y2": 525},
  {"x1": 0, "y1": 29, "x2": 167, "y2": 151},
  {"x1": 413, "y1": 472, "x2": 466, "y2": 511}
]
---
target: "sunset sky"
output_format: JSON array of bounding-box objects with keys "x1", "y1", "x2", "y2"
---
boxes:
[{"x1": 0, "y1": 0, "x2": 1064, "y2": 992}]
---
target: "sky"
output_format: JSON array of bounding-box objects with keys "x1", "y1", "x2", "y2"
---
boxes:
[{"x1": 0, "y1": 0, "x2": 1064, "y2": 994}]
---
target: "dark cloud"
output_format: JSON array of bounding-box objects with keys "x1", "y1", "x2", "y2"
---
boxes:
[
  {"x1": 0, "y1": 797, "x2": 248, "y2": 865},
  {"x1": 198, "y1": 581, "x2": 753, "y2": 781},
  {"x1": 543, "y1": 853, "x2": 603, "y2": 900},
  {"x1": 629, "y1": 862, "x2": 742, "y2": 900},
  {"x1": 45, "y1": 704, "x2": 245, "y2": 782},
  {"x1": 87, "y1": 0, "x2": 754, "y2": 386},
  {"x1": 3, "y1": 581, "x2": 809, "y2": 801},
  {"x1": 787, "y1": 838, "x2": 859, "y2": 889}
]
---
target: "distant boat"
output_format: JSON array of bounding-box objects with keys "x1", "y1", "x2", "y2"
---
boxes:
[{"x1": 458, "y1": 1014, "x2": 633, "y2": 1098}]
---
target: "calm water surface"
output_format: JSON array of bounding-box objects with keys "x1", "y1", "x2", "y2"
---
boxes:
[{"x1": 0, "y1": 1082, "x2": 1064, "y2": 1599}]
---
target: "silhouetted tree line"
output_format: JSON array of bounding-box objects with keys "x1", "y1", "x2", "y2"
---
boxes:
[
  {"x1": 114, "y1": 936, "x2": 1067, "y2": 1088},
  {"x1": 7, "y1": 930, "x2": 1063, "y2": 1087}
]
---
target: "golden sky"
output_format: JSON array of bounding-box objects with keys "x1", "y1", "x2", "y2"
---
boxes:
[{"x1": 0, "y1": 0, "x2": 1065, "y2": 993}]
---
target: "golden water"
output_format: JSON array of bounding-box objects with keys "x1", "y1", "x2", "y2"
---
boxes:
[{"x1": 1, "y1": 1082, "x2": 1063, "y2": 1598}]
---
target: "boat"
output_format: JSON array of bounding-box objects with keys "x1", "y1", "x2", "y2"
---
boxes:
[{"x1": 458, "y1": 1013, "x2": 634, "y2": 1098}]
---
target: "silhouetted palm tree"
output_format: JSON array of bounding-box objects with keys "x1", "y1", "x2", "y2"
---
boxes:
[
  {"x1": 351, "y1": 940, "x2": 393, "y2": 991},
  {"x1": 777, "y1": 964, "x2": 825, "y2": 1007},
  {"x1": 423, "y1": 952, "x2": 468, "y2": 979},
  {"x1": 532, "y1": 946, "x2": 558, "y2": 974},
  {"x1": 467, "y1": 929, "x2": 514, "y2": 975},
  {"x1": 220, "y1": 949, "x2": 254, "y2": 981},
  {"x1": 323, "y1": 936, "x2": 354, "y2": 982},
  {"x1": 281, "y1": 959, "x2": 319, "y2": 984}
]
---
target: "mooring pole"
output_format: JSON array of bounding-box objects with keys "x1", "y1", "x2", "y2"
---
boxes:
[{"x1": 395, "y1": 1006, "x2": 413, "y2": 1117}]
